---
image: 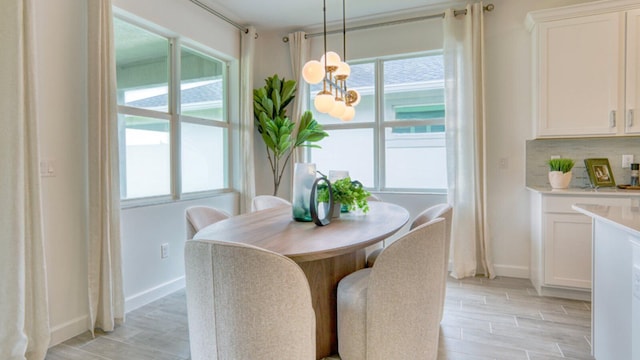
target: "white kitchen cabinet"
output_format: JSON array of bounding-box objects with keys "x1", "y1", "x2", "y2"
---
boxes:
[
  {"x1": 529, "y1": 190, "x2": 632, "y2": 299},
  {"x1": 543, "y1": 212, "x2": 593, "y2": 288},
  {"x1": 528, "y1": 2, "x2": 640, "y2": 138},
  {"x1": 626, "y1": 8, "x2": 640, "y2": 134}
]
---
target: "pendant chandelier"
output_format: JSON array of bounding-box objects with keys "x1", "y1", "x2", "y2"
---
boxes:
[{"x1": 302, "y1": 0, "x2": 360, "y2": 122}]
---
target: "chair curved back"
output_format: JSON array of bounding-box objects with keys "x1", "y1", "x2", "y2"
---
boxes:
[
  {"x1": 411, "y1": 203, "x2": 453, "y2": 322},
  {"x1": 185, "y1": 240, "x2": 316, "y2": 360},
  {"x1": 366, "y1": 218, "x2": 445, "y2": 360},
  {"x1": 251, "y1": 195, "x2": 291, "y2": 212},
  {"x1": 186, "y1": 206, "x2": 231, "y2": 239}
]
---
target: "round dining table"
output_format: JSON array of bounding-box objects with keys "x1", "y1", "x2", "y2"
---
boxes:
[{"x1": 193, "y1": 201, "x2": 410, "y2": 359}]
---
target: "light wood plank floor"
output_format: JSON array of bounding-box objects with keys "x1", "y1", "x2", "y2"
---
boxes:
[{"x1": 45, "y1": 276, "x2": 594, "y2": 360}]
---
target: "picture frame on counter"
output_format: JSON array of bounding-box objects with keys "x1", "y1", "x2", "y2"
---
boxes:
[{"x1": 584, "y1": 158, "x2": 615, "y2": 187}]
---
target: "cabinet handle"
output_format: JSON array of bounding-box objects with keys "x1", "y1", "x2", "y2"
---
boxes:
[
  {"x1": 610, "y1": 110, "x2": 616, "y2": 128},
  {"x1": 628, "y1": 109, "x2": 635, "y2": 128}
]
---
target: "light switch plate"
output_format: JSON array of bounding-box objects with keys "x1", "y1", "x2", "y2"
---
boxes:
[{"x1": 623, "y1": 154, "x2": 634, "y2": 169}]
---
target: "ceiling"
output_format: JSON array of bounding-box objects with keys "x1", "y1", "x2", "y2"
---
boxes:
[{"x1": 197, "y1": 0, "x2": 469, "y2": 32}]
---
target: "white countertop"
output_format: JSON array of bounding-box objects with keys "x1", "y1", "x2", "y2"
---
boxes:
[
  {"x1": 572, "y1": 204, "x2": 640, "y2": 237},
  {"x1": 528, "y1": 185, "x2": 640, "y2": 197}
]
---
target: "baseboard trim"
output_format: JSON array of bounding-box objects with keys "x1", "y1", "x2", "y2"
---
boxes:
[
  {"x1": 492, "y1": 264, "x2": 530, "y2": 279},
  {"x1": 125, "y1": 276, "x2": 185, "y2": 313},
  {"x1": 539, "y1": 285, "x2": 591, "y2": 301},
  {"x1": 49, "y1": 315, "x2": 89, "y2": 347}
]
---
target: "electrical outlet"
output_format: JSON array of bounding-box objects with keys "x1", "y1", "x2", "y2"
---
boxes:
[
  {"x1": 161, "y1": 243, "x2": 169, "y2": 259},
  {"x1": 550, "y1": 155, "x2": 561, "y2": 160},
  {"x1": 623, "y1": 154, "x2": 634, "y2": 168}
]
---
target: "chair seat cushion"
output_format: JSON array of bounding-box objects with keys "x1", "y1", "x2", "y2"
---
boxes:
[{"x1": 337, "y1": 268, "x2": 371, "y2": 360}]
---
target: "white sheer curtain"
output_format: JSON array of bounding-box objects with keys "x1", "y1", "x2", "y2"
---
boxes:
[
  {"x1": 0, "y1": 0, "x2": 51, "y2": 358},
  {"x1": 443, "y1": 2, "x2": 495, "y2": 279},
  {"x1": 86, "y1": 0, "x2": 125, "y2": 333},
  {"x1": 287, "y1": 31, "x2": 310, "y2": 165},
  {"x1": 240, "y1": 27, "x2": 257, "y2": 213}
]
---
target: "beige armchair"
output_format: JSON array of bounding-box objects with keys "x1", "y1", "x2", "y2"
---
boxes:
[
  {"x1": 410, "y1": 203, "x2": 452, "y2": 322},
  {"x1": 337, "y1": 219, "x2": 446, "y2": 360},
  {"x1": 251, "y1": 195, "x2": 292, "y2": 212},
  {"x1": 185, "y1": 239, "x2": 316, "y2": 360},
  {"x1": 185, "y1": 206, "x2": 231, "y2": 239},
  {"x1": 366, "y1": 203, "x2": 452, "y2": 266}
]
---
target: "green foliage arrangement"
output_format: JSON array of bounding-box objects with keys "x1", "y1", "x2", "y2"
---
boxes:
[
  {"x1": 547, "y1": 158, "x2": 575, "y2": 173},
  {"x1": 254, "y1": 75, "x2": 328, "y2": 195},
  {"x1": 317, "y1": 177, "x2": 371, "y2": 213}
]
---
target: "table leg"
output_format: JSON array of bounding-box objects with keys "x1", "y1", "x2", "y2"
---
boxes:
[{"x1": 298, "y1": 249, "x2": 366, "y2": 359}]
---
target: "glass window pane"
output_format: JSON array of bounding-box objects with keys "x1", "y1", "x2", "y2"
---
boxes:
[
  {"x1": 181, "y1": 122, "x2": 227, "y2": 193},
  {"x1": 308, "y1": 129, "x2": 374, "y2": 187},
  {"x1": 119, "y1": 115, "x2": 171, "y2": 199},
  {"x1": 180, "y1": 47, "x2": 225, "y2": 121},
  {"x1": 383, "y1": 56, "x2": 444, "y2": 124},
  {"x1": 114, "y1": 18, "x2": 169, "y2": 112},
  {"x1": 384, "y1": 127, "x2": 447, "y2": 189},
  {"x1": 310, "y1": 62, "x2": 375, "y2": 125}
]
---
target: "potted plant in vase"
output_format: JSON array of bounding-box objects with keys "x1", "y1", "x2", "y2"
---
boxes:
[
  {"x1": 547, "y1": 158, "x2": 575, "y2": 189},
  {"x1": 254, "y1": 75, "x2": 328, "y2": 196},
  {"x1": 317, "y1": 176, "x2": 371, "y2": 217}
]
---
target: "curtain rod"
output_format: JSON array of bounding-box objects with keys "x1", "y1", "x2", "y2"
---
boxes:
[
  {"x1": 190, "y1": 0, "x2": 249, "y2": 33},
  {"x1": 282, "y1": 3, "x2": 494, "y2": 43}
]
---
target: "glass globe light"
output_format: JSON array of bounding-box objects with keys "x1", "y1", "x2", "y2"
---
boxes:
[
  {"x1": 341, "y1": 106, "x2": 355, "y2": 121},
  {"x1": 314, "y1": 92, "x2": 336, "y2": 113},
  {"x1": 335, "y1": 62, "x2": 351, "y2": 78},
  {"x1": 329, "y1": 99, "x2": 346, "y2": 118},
  {"x1": 302, "y1": 60, "x2": 325, "y2": 84},
  {"x1": 348, "y1": 89, "x2": 361, "y2": 106},
  {"x1": 320, "y1": 51, "x2": 341, "y2": 68}
]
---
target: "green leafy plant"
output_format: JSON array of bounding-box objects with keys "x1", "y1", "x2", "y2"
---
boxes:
[
  {"x1": 547, "y1": 158, "x2": 575, "y2": 173},
  {"x1": 254, "y1": 75, "x2": 328, "y2": 195},
  {"x1": 317, "y1": 177, "x2": 371, "y2": 213}
]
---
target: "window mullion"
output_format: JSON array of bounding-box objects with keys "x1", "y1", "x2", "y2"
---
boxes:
[
  {"x1": 170, "y1": 38, "x2": 181, "y2": 200},
  {"x1": 376, "y1": 59, "x2": 385, "y2": 191}
]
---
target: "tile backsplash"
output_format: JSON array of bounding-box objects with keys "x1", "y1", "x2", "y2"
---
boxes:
[{"x1": 526, "y1": 137, "x2": 640, "y2": 188}]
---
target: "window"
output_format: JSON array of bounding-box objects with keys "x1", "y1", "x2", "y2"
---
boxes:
[
  {"x1": 114, "y1": 17, "x2": 229, "y2": 201},
  {"x1": 307, "y1": 53, "x2": 446, "y2": 192}
]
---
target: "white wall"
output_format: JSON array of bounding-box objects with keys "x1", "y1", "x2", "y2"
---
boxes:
[
  {"x1": 35, "y1": 0, "x2": 90, "y2": 345},
  {"x1": 483, "y1": 0, "x2": 595, "y2": 277},
  {"x1": 120, "y1": 193, "x2": 238, "y2": 312}
]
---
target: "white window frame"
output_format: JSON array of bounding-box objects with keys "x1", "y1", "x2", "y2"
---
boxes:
[
  {"x1": 115, "y1": 16, "x2": 232, "y2": 207},
  {"x1": 307, "y1": 51, "x2": 446, "y2": 194}
]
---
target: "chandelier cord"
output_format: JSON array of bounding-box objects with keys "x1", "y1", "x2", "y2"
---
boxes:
[
  {"x1": 323, "y1": 0, "x2": 327, "y2": 71},
  {"x1": 342, "y1": 0, "x2": 346, "y2": 63}
]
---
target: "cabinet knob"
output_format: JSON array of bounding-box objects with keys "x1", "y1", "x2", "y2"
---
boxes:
[{"x1": 628, "y1": 109, "x2": 635, "y2": 128}]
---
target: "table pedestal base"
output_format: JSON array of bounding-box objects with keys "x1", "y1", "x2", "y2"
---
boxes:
[{"x1": 297, "y1": 249, "x2": 366, "y2": 359}]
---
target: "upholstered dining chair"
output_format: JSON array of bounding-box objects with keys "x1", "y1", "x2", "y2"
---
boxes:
[
  {"x1": 185, "y1": 206, "x2": 231, "y2": 240},
  {"x1": 337, "y1": 219, "x2": 446, "y2": 360},
  {"x1": 251, "y1": 195, "x2": 292, "y2": 212},
  {"x1": 185, "y1": 239, "x2": 316, "y2": 360},
  {"x1": 366, "y1": 203, "x2": 453, "y2": 322},
  {"x1": 366, "y1": 203, "x2": 453, "y2": 266}
]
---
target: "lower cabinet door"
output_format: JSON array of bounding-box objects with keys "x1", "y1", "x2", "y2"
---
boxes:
[{"x1": 544, "y1": 213, "x2": 593, "y2": 289}]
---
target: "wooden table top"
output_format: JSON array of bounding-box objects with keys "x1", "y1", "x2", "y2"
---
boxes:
[{"x1": 193, "y1": 201, "x2": 410, "y2": 262}]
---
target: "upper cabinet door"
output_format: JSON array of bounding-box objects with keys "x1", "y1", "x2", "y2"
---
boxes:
[
  {"x1": 535, "y1": 13, "x2": 624, "y2": 138},
  {"x1": 626, "y1": 9, "x2": 640, "y2": 134}
]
